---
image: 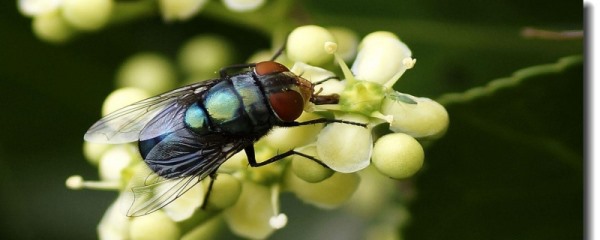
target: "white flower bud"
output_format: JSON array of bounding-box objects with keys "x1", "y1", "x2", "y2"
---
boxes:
[
  {"x1": 98, "y1": 145, "x2": 137, "y2": 181},
  {"x1": 351, "y1": 31, "x2": 412, "y2": 86},
  {"x1": 117, "y1": 53, "x2": 177, "y2": 95},
  {"x1": 32, "y1": 10, "x2": 74, "y2": 43},
  {"x1": 284, "y1": 170, "x2": 360, "y2": 209},
  {"x1": 19, "y1": 0, "x2": 62, "y2": 17},
  {"x1": 82, "y1": 141, "x2": 111, "y2": 166},
  {"x1": 327, "y1": 27, "x2": 359, "y2": 61},
  {"x1": 129, "y1": 210, "x2": 181, "y2": 240},
  {"x1": 381, "y1": 93, "x2": 449, "y2": 138},
  {"x1": 159, "y1": 0, "x2": 207, "y2": 21},
  {"x1": 316, "y1": 114, "x2": 372, "y2": 173},
  {"x1": 160, "y1": 180, "x2": 204, "y2": 221},
  {"x1": 287, "y1": 25, "x2": 335, "y2": 66},
  {"x1": 224, "y1": 182, "x2": 276, "y2": 239},
  {"x1": 98, "y1": 197, "x2": 130, "y2": 240},
  {"x1": 218, "y1": 150, "x2": 247, "y2": 173},
  {"x1": 291, "y1": 146, "x2": 334, "y2": 183},
  {"x1": 180, "y1": 215, "x2": 222, "y2": 240},
  {"x1": 102, "y1": 87, "x2": 152, "y2": 116},
  {"x1": 263, "y1": 112, "x2": 324, "y2": 153},
  {"x1": 371, "y1": 133, "x2": 424, "y2": 179},
  {"x1": 222, "y1": 0, "x2": 265, "y2": 12},
  {"x1": 203, "y1": 174, "x2": 242, "y2": 209},
  {"x1": 179, "y1": 35, "x2": 233, "y2": 77},
  {"x1": 290, "y1": 62, "x2": 336, "y2": 84},
  {"x1": 62, "y1": 0, "x2": 113, "y2": 31}
]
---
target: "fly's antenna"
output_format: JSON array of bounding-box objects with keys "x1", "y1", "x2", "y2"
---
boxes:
[
  {"x1": 313, "y1": 76, "x2": 340, "y2": 85},
  {"x1": 270, "y1": 33, "x2": 290, "y2": 61}
]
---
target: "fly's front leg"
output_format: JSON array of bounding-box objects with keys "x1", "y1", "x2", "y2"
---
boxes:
[
  {"x1": 278, "y1": 118, "x2": 367, "y2": 128},
  {"x1": 244, "y1": 146, "x2": 329, "y2": 168}
]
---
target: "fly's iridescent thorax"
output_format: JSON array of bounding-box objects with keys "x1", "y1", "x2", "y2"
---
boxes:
[{"x1": 182, "y1": 61, "x2": 312, "y2": 136}]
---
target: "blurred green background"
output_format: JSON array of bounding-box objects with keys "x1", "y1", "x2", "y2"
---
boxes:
[{"x1": 0, "y1": 0, "x2": 582, "y2": 239}]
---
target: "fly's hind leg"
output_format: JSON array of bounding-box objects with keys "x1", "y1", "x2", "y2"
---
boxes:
[{"x1": 201, "y1": 172, "x2": 218, "y2": 210}]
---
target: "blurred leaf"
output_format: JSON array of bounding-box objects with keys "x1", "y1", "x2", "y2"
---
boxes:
[{"x1": 405, "y1": 56, "x2": 583, "y2": 239}]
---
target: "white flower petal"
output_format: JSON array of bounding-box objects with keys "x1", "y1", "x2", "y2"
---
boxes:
[
  {"x1": 316, "y1": 114, "x2": 372, "y2": 173},
  {"x1": 351, "y1": 32, "x2": 412, "y2": 85}
]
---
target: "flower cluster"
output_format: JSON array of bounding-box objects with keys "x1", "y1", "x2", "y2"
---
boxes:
[
  {"x1": 18, "y1": 0, "x2": 267, "y2": 43},
  {"x1": 66, "y1": 25, "x2": 448, "y2": 239}
]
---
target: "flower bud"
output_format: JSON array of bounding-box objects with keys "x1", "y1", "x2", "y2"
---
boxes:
[
  {"x1": 291, "y1": 146, "x2": 334, "y2": 183},
  {"x1": 98, "y1": 144, "x2": 138, "y2": 181},
  {"x1": 82, "y1": 141, "x2": 111, "y2": 166},
  {"x1": 290, "y1": 62, "x2": 336, "y2": 84},
  {"x1": 316, "y1": 113, "x2": 372, "y2": 173},
  {"x1": 179, "y1": 35, "x2": 233, "y2": 77},
  {"x1": 161, "y1": 180, "x2": 204, "y2": 221},
  {"x1": 19, "y1": 0, "x2": 62, "y2": 17},
  {"x1": 32, "y1": 10, "x2": 75, "y2": 43},
  {"x1": 371, "y1": 133, "x2": 424, "y2": 179},
  {"x1": 381, "y1": 93, "x2": 449, "y2": 138},
  {"x1": 351, "y1": 32, "x2": 412, "y2": 86},
  {"x1": 62, "y1": 0, "x2": 113, "y2": 31},
  {"x1": 102, "y1": 87, "x2": 152, "y2": 116},
  {"x1": 263, "y1": 112, "x2": 324, "y2": 153},
  {"x1": 285, "y1": 170, "x2": 360, "y2": 209},
  {"x1": 98, "y1": 197, "x2": 130, "y2": 240},
  {"x1": 222, "y1": 0, "x2": 265, "y2": 12},
  {"x1": 129, "y1": 210, "x2": 181, "y2": 240},
  {"x1": 181, "y1": 215, "x2": 222, "y2": 240},
  {"x1": 218, "y1": 150, "x2": 247, "y2": 173},
  {"x1": 203, "y1": 174, "x2": 242, "y2": 209},
  {"x1": 159, "y1": 0, "x2": 207, "y2": 21},
  {"x1": 117, "y1": 53, "x2": 177, "y2": 95},
  {"x1": 287, "y1": 25, "x2": 335, "y2": 66},
  {"x1": 327, "y1": 27, "x2": 358, "y2": 61},
  {"x1": 224, "y1": 182, "x2": 275, "y2": 239}
]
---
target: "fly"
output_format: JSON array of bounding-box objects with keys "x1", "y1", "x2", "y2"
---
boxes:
[{"x1": 84, "y1": 50, "x2": 364, "y2": 217}]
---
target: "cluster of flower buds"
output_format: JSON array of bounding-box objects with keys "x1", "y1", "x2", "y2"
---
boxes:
[{"x1": 18, "y1": 0, "x2": 266, "y2": 43}]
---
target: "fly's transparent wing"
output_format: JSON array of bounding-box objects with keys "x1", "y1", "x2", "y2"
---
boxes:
[
  {"x1": 121, "y1": 134, "x2": 250, "y2": 217},
  {"x1": 121, "y1": 165, "x2": 203, "y2": 217},
  {"x1": 84, "y1": 80, "x2": 219, "y2": 144}
]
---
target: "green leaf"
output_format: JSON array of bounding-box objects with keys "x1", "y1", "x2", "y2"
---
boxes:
[{"x1": 405, "y1": 56, "x2": 583, "y2": 239}]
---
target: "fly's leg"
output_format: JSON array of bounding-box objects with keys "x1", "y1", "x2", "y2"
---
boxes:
[
  {"x1": 278, "y1": 118, "x2": 367, "y2": 128},
  {"x1": 243, "y1": 119, "x2": 366, "y2": 167},
  {"x1": 244, "y1": 146, "x2": 329, "y2": 168},
  {"x1": 201, "y1": 172, "x2": 218, "y2": 210}
]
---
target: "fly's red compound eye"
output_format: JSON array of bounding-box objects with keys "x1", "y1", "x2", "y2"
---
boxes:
[
  {"x1": 255, "y1": 61, "x2": 289, "y2": 76},
  {"x1": 268, "y1": 90, "x2": 304, "y2": 122}
]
